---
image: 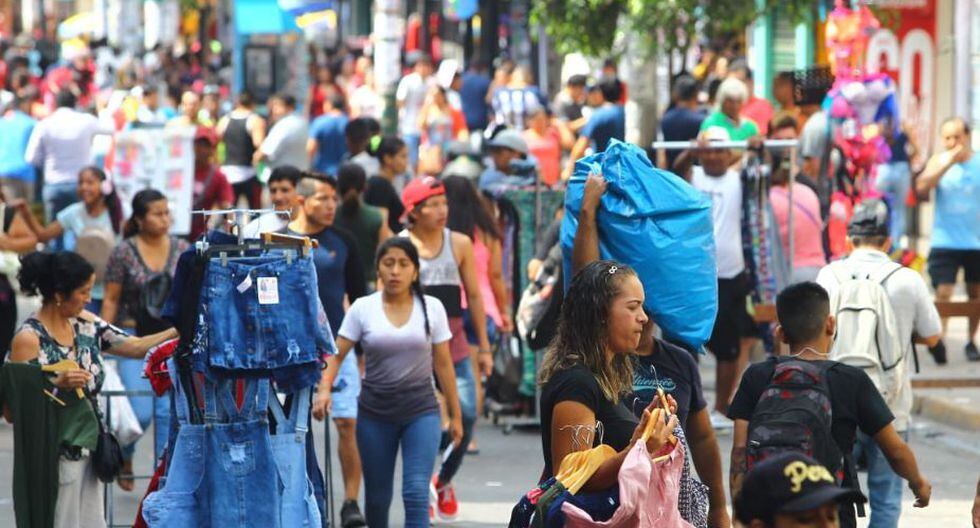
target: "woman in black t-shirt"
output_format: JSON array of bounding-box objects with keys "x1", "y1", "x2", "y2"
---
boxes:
[
  {"x1": 538, "y1": 260, "x2": 677, "y2": 490},
  {"x1": 364, "y1": 136, "x2": 408, "y2": 233}
]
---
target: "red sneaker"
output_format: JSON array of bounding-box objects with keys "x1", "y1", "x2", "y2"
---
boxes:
[{"x1": 433, "y1": 476, "x2": 459, "y2": 521}]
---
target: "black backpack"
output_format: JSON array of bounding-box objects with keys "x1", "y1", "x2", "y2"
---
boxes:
[{"x1": 746, "y1": 358, "x2": 842, "y2": 479}]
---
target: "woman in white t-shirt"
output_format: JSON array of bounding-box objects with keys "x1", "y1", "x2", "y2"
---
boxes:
[
  {"x1": 313, "y1": 237, "x2": 463, "y2": 528},
  {"x1": 16, "y1": 166, "x2": 123, "y2": 312}
]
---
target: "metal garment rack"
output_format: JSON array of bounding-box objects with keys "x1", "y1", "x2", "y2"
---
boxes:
[
  {"x1": 651, "y1": 139, "x2": 801, "y2": 277},
  {"x1": 191, "y1": 207, "x2": 292, "y2": 245},
  {"x1": 186, "y1": 208, "x2": 337, "y2": 526}
]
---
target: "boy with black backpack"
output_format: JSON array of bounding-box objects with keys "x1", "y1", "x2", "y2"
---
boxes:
[
  {"x1": 816, "y1": 200, "x2": 942, "y2": 528},
  {"x1": 728, "y1": 282, "x2": 931, "y2": 528}
]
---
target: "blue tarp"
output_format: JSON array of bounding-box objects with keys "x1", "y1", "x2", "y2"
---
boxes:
[{"x1": 560, "y1": 139, "x2": 718, "y2": 351}]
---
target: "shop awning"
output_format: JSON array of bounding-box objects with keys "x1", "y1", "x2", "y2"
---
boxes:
[{"x1": 234, "y1": 0, "x2": 299, "y2": 35}]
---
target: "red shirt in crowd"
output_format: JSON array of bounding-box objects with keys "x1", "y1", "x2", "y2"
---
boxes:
[{"x1": 190, "y1": 165, "x2": 233, "y2": 240}]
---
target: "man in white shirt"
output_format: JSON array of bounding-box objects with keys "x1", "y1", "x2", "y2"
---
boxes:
[
  {"x1": 256, "y1": 93, "x2": 309, "y2": 180},
  {"x1": 396, "y1": 52, "x2": 433, "y2": 171},
  {"x1": 677, "y1": 125, "x2": 757, "y2": 431},
  {"x1": 816, "y1": 200, "x2": 941, "y2": 528},
  {"x1": 241, "y1": 165, "x2": 301, "y2": 238},
  {"x1": 25, "y1": 89, "x2": 112, "y2": 224}
]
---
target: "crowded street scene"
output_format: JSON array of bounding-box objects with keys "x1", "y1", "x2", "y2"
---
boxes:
[{"x1": 2, "y1": 0, "x2": 980, "y2": 527}]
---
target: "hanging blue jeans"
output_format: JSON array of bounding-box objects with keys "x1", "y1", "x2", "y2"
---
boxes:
[
  {"x1": 438, "y1": 356, "x2": 477, "y2": 484},
  {"x1": 203, "y1": 378, "x2": 281, "y2": 527},
  {"x1": 356, "y1": 411, "x2": 441, "y2": 528},
  {"x1": 268, "y1": 388, "x2": 321, "y2": 527},
  {"x1": 204, "y1": 256, "x2": 322, "y2": 371},
  {"x1": 142, "y1": 361, "x2": 208, "y2": 527}
]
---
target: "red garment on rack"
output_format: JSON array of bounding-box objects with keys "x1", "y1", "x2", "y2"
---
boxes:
[{"x1": 144, "y1": 338, "x2": 179, "y2": 396}]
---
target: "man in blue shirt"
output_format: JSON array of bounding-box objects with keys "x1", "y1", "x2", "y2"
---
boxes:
[
  {"x1": 307, "y1": 93, "x2": 349, "y2": 177},
  {"x1": 563, "y1": 76, "x2": 625, "y2": 180},
  {"x1": 0, "y1": 95, "x2": 37, "y2": 201},
  {"x1": 283, "y1": 175, "x2": 367, "y2": 526},
  {"x1": 459, "y1": 57, "x2": 491, "y2": 132},
  {"x1": 660, "y1": 74, "x2": 706, "y2": 171},
  {"x1": 917, "y1": 117, "x2": 980, "y2": 361}
]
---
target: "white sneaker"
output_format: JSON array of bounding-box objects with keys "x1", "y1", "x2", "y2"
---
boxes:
[{"x1": 710, "y1": 410, "x2": 733, "y2": 432}]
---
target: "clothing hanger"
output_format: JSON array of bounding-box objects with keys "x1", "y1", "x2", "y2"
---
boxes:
[
  {"x1": 41, "y1": 359, "x2": 86, "y2": 399},
  {"x1": 555, "y1": 444, "x2": 618, "y2": 495}
]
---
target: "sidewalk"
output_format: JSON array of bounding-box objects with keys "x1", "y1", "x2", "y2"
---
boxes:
[{"x1": 910, "y1": 312, "x2": 980, "y2": 431}]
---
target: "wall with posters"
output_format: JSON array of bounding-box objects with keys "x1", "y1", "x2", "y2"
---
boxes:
[
  {"x1": 865, "y1": 0, "x2": 939, "y2": 155},
  {"x1": 110, "y1": 127, "x2": 195, "y2": 236}
]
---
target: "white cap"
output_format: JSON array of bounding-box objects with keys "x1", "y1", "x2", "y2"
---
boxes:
[
  {"x1": 437, "y1": 59, "x2": 460, "y2": 90},
  {"x1": 700, "y1": 126, "x2": 732, "y2": 142}
]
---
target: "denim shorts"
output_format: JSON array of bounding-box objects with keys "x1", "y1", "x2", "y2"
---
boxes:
[
  {"x1": 331, "y1": 352, "x2": 361, "y2": 420},
  {"x1": 204, "y1": 255, "x2": 322, "y2": 371}
]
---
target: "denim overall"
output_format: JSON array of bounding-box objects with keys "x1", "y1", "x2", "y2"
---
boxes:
[
  {"x1": 142, "y1": 361, "x2": 209, "y2": 527},
  {"x1": 203, "y1": 378, "x2": 281, "y2": 527},
  {"x1": 268, "y1": 388, "x2": 321, "y2": 527}
]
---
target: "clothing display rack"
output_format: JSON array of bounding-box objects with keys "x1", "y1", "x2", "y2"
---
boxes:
[
  {"x1": 191, "y1": 207, "x2": 292, "y2": 243},
  {"x1": 651, "y1": 139, "x2": 801, "y2": 276},
  {"x1": 134, "y1": 217, "x2": 334, "y2": 528}
]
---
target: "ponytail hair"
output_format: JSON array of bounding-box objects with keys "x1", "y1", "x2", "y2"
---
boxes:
[
  {"x1": 375, "y1": 237, "x2": 429, "y2": 337},
  {"x1": 369, "y1": 135, "x2": 406, "y2": 165},
  {"x1": 81, "y1": 166, "x2": 123, "y2": 235},
  {"x1": 123, "y1": 189, "x2": 166, "y2": 238},
  {"x1": 337, "y1": 162, "x2": 367, "y2": 219}
]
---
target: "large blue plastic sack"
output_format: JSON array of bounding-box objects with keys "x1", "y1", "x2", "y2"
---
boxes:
[{"x1": 560, "y1": 139, "x2": 718, "y2": 351}]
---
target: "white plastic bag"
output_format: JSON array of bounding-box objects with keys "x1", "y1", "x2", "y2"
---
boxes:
[{"x1": 100, "y1": 360, "x2": 144, "y2": 446}]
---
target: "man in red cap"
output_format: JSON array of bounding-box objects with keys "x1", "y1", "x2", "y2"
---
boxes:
[{"x1": 189, "y1": 126, "x2": 233, "y2": 239}]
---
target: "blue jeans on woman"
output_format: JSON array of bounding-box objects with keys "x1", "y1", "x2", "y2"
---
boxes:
[
  {"x1": 356, "y1": 411, "x2": 441, "y2": 528},
  {"x1": 438, "y1": 356, "x2": 477, "y2": 485},
  {"x1": 854, "y1": 430, "x2": 908, "y2": 528}
]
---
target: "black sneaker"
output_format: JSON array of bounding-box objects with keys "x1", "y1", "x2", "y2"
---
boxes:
[
  {"x1": 928, "y1": 340, "x2": 948, "y2": 365},
  {"x1": 966, "y1": 342, "x2": 980, "y2": 362},
  {"x1": 341, "y1": 500, "x2": 367, "y2": 528}
]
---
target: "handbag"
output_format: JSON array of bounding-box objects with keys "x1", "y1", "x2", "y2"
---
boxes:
[
  {"x1": 102, "y1": 360, "x2": 144, "y2": 446},
  {"x1": 89, "y1": 395, "x2": 124, "y2": 483}
]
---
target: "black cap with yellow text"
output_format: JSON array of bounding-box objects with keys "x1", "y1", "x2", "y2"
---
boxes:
[{"x1": 734, "y1": 452, "x2": 866, "y2": 523}]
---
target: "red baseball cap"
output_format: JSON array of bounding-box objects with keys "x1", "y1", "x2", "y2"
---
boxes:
[
  {"x1": 194, "y1": 126, "x2": 217, "y2": 146},
  {"x1": 401, "y1": 176, "x2": 445, "y2": 221}
]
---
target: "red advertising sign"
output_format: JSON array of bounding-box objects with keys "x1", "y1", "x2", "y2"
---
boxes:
[{"x1": 866, "y1": 0, "x2": 937, "y2": 155}]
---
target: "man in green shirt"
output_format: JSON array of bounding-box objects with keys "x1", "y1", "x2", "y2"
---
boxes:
[{"x1": 701, "y1": 77, "x2": 760, "y2": 141}]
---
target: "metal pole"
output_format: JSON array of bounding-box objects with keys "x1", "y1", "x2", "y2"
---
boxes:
[
  {"x1": 788, "y1": 145, "x2": 797, "y2": 279},
  {"x1": 323, "y1": 410, "x2": 334, "y2": 527}
]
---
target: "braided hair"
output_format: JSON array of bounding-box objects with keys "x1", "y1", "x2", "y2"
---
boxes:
[{"x1": 375, "y1": 237, "x2": 430, "y2": 337}]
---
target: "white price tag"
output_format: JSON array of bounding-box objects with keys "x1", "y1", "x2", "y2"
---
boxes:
[
  {"x1": 257, "y1": 277, "x2": 279, "y2": 305},
  {"x1": 236, "y1": 275, "x2": 253, "y2": 293}
]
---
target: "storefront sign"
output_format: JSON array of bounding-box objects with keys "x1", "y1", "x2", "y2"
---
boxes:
[
  {"x1": 111, "y1": 127, "x2": 195, "y2": 236},
  {"x1": 866, "y1": 0, "x2": 936, "y2": 154}
]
